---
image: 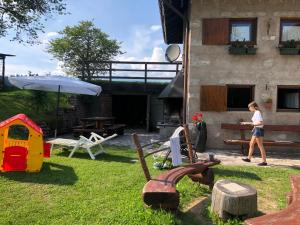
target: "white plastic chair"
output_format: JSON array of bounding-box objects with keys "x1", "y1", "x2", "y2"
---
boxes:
[{"x1": 47, "y1": 132, "x2": 118, "y2": 160}]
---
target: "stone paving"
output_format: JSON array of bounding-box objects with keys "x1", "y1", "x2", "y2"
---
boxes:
[{"x1": 105, "y1": 129, "x2": 300, "y2": 168}]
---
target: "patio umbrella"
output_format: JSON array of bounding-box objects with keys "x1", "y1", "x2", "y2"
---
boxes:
[{"x1": 8, "y1": 75, "x2": 102, "y2": 137}]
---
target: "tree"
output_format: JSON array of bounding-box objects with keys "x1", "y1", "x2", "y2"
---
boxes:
[
  {"x1": 0, "y1": 0, "x2": 66, "y2": 44},
  {"x1": 48, "y1": 21, "x2": 122, "y2": 80}
]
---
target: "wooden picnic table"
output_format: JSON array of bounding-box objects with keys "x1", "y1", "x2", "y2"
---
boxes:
[{"x1": 80, "y1": 117, "x2": 115, "y2": 129}]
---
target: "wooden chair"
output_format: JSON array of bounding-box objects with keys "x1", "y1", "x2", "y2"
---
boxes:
[{"x1": 132, "y1": 124, "x2": 220, "y2": 209}]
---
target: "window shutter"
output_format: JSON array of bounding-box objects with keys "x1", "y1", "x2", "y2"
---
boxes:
[
  {"x1": 202, "y1": 18, "x2": 230, "y2": 45},
  {"x1": 200, "y1": 85, "x2": 227, "y2": 111}
]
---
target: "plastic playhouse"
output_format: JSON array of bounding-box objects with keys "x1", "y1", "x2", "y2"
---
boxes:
[{"x1": 0, "y1": 114, "x2": 50, "y2": 172}]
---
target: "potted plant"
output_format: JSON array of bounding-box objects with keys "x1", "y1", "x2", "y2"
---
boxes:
[
  {"x1": 263, "y1": 97, "x2": 272, "y2": 109},
  {"x1": 192, "y1": 112, "x2": 207, "y2": 152},
  {"x1": 229, "y1": 39, "x2": 257, "y2": 55},
  {"x1": 229, "y1": 40, "x2": 247, "y2": 55},
  {"x1": 246, "y1": 44, "x2": 257, "y2": 55},
  {"x1": 278, "y1": 39, "x2": 300, "y2": 55}
]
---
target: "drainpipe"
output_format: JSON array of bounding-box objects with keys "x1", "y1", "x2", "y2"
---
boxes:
[{"x1": 162, "y1": 0, "x2": 190, "y2": 124}]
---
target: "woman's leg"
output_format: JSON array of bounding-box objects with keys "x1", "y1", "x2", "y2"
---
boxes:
[
  {"x1": 256, "y1": 137, "x2": 267, "y2": 162},
  {"x1": 247, "y1": 135, "x2": 256, "y2": 160}
]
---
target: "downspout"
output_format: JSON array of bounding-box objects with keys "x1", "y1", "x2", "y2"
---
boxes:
[{"x1": 162, "y1": 0, "x2": 190, "y2": 124}]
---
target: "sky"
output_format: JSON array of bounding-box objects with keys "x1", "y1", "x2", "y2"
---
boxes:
[{"x1": 1, "y1": 0, "x2": 170, "y2": 75}]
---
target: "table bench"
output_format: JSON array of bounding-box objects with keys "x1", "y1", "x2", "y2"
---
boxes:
[
  {"x1": 104, "y1": 124, "x2": 126, "y2": 135},
  {"x1": 73, "y1": 124, "x2": 125, "y2": 138},
  {"x1": 221, "y1": 121, "x2": 300, "y2": 155},
  {"x1": 245, "y1": 175, "x2": 300, "y2": 225},
  {"x1": 73, "y1": 128, "x2": 105, "y2": 138}
]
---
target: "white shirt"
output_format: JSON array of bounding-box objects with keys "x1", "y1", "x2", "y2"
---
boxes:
[{"x1": 251, "y1": 110, "x2": 263, "y2": 128}]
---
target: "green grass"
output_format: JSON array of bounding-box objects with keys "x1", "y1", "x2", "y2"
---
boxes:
[{"x1": 0, "y1": 146, "x2": 299, "y2": 225}]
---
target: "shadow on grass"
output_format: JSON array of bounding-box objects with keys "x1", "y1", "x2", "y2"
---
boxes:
[
  {"x1": 178, "y1": 196, "x2": 265, "y2": 225},
  {"x1": 177, "y1": 197, "x2": 214, "y2": 225},
  {"x1": 214, "y1": 167, "x2": 262, "y2": 181},
  {"x1": 56, "y1": 150, "x2": 136, "y2": 164},
  {"x1": 0, "y1": 162, "x2": 78, "y2": 185}
]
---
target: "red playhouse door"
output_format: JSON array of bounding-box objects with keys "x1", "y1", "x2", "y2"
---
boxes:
[{"x1": 2, "y1": 146, "x2": 28, "y2": 171}]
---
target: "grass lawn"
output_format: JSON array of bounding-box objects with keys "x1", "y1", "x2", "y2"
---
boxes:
[{"x1": 0, "y1": 146, "x2": 299, "y2": 225}]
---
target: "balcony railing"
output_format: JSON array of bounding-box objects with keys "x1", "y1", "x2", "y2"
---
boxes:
[{"x1": 79, "y1": 60, "x2": 182, "y2": 85}]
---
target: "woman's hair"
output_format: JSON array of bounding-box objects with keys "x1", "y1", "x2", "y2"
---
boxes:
[{"x1": 248, "y1": 101, "x2": 259, "y2": 110}]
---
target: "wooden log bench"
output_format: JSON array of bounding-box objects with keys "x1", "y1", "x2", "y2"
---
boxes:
[
  {"x1": 132, "y1": 124, "x2": 220, "y2": 210},
  {"x1": 221, "y1": 121, "x2": 300, "y2": 155},
  {"x1": 245, "y1": 174, "x2": 300, "y2": 225}
]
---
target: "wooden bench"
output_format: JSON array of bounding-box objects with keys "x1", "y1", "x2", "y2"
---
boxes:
[
  {"x1": 73, "y1": 128, "x2": 105, "y2": 138},
  {"x1": 105, "y1": 124, "x2": 126, "y2": 135},
  {"x1": 221, "y1": 121, "x2": 300, "y2": 155},
  {"x1": 245, "y1": 174, "x2": 300, "y2": 225},
  {"x1": 132, "y1": 124, "x2": 220, "y2": 210}
]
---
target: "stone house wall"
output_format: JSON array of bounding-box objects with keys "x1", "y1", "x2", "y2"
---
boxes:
[{"x1": 187, "y1": 0, "x2": 300, "y2": 149}]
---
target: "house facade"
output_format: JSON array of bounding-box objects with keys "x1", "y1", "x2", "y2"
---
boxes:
[{"x1": 159, "y1": 0, "x2": 300, "y2": 149}]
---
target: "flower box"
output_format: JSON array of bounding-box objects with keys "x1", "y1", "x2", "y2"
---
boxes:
[
  {"x1": 279, "y1": 47, "x2": 299, "y2": 55},
  {"x1": 247, "y1": 47, "x2": 257, "y2": 55},
  {"x1": 229, "y1": 47, "x2": 247, "y2": 55}
]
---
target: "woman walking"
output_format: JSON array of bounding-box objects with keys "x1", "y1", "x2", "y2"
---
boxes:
[{"x1": 241, "y1": 101, "x2": 267, "y2": 166}]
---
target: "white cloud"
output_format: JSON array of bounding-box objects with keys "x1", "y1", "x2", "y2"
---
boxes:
[
  {"x1": 6, "y1": 63, "x2": 50, "y2": 75},
  {"x1": 120, "y1": 25, "x2": 166, "y2": 60},
  {"x1": 149, "y1": 47, "x2": 164, "y2": 61},
  {"x1": 51, "y1": 61, "x2": 66, "y2": 75},
  {"x1": 46, "y1": 32, "x2": 59, "y2": 37},
  {"x1": 150, "y1": 25, "x2": 162, "y2": 32}
]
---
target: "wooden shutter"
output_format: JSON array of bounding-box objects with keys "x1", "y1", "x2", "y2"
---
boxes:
[
  {"x1": 200, "y1": 85, "x2": 227, "y2": 111},
  {"x1": 202, "y1": 18, "x2": 230, "y2": 45}
]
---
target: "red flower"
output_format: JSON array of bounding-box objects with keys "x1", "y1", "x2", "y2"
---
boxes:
[{"x1": 192, "y1": 112, "x2": 204, "y2": 125}]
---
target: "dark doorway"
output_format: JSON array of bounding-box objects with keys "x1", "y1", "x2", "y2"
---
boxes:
[{"x1": 112, "y1": 95, "x2": 147, "y2": 128}]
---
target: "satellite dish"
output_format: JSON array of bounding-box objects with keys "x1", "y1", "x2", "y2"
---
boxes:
[{"x1": 165, "y1": 44, "x2": 181, "y2": 62}]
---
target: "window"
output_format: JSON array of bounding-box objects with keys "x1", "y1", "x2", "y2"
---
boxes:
[
  {"x1": 227, "y1": 85, "x2": 254, "y2": 111},
  {"x1": 200, "y1": 85, "x2": 254, "y2": 112},
  {"x1": 277, "y1": 86, "x2": 300, "y2": 111},
  {"x1": 202, "y1": 18, "x2": 257, "y2": 45},
  {"x1": 280, "y1": 19, "x2": 300, "y2": 42},
  {"x1": 230, "y1": 19, "x2": 257, "y2": 43},
  {"x1": 8, "y1": 125, "x2": 29, "y2": 140}
]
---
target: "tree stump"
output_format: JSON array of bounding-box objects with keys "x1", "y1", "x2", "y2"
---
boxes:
[{"x1": 211, "y1": 179, "x2": 257, "y2": 219}]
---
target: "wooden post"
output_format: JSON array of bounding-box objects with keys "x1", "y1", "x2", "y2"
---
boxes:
[
  {"x1": 239, "y1": 119, "x2": 247, "y2": 155},
  {"x1": 183, "y1": 124, "x2": 194, "y2": 164},
  {"x1": 176, "y1": 63, "x2": 179, "y2": 75},
  {"x1": 2, "y1": 57, "x2": 5, "y2": 89},
  {"x1": 146, "y1": 95, "x2": 151, "y2": 132},
  {"x1": 144, "y1": 63, "x2": 148, "y2": 91},
  {"x1": 132, "y1": 133, "x2": 151, "y2": 181},
  {"x1": 109, "y1": 62, "x2": 112, "y2": 89}
]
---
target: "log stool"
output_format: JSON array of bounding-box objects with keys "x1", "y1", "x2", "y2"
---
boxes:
[{"x1": 211, "y1": 179, "x2": 257, "y2": 219}]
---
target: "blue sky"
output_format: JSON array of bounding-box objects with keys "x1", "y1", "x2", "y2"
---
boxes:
[{"x1": 1, "y1": 0, "x2": 168, "y2": 75}]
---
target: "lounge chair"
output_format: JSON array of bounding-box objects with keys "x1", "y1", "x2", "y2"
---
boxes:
[{"x1": 47, "y1": 132, "x2": 118, "y2": 160}]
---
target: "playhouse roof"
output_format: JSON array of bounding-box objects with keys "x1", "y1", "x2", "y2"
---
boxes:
[{"x1": 0, "y1": 114, "x2": 43, "y2": 135}]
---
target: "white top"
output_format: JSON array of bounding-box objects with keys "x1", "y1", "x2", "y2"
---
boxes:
[{"x1": 251, "y1": 110, "x2": 263, "y2": 128}]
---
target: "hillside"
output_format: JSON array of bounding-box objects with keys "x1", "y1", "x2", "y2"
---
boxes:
[{"x1": 0, "y1": 89, "x2": 70, "y2": 125}]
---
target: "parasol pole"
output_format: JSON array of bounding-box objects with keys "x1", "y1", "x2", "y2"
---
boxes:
[{"x1": 54, "y1": 85, "x2": 61, "y2": 138}]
